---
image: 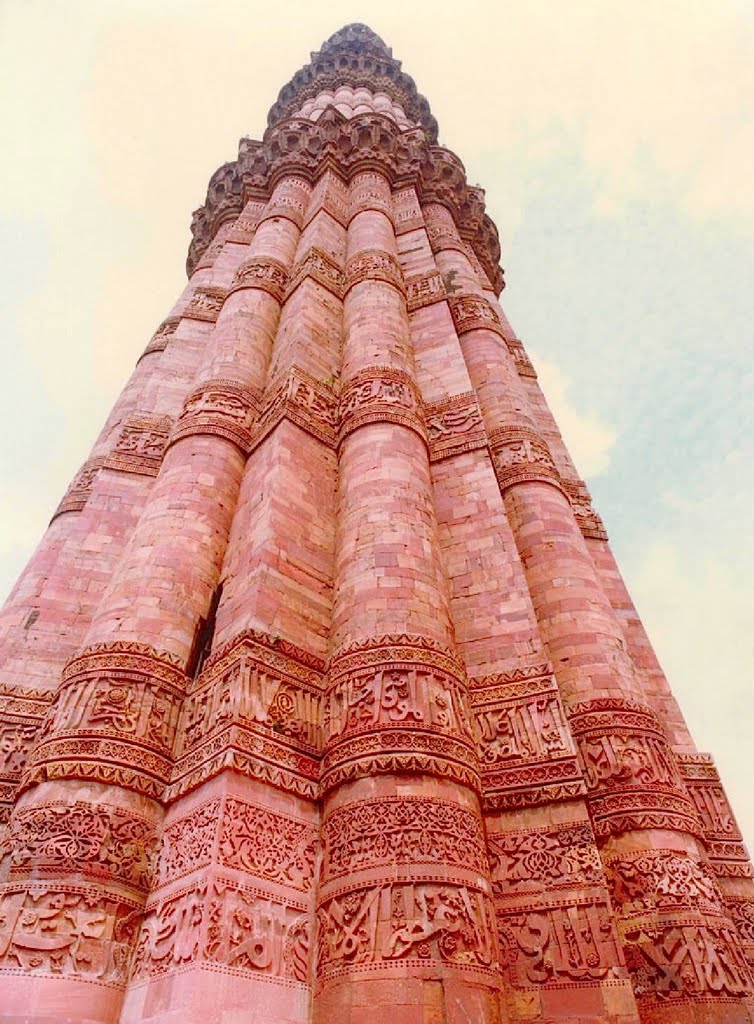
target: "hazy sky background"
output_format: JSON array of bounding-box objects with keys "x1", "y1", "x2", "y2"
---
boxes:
[{"x1": 1, "y1": 1, "x2": 752, "y2": 845}]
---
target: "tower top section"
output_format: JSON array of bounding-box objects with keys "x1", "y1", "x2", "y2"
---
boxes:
[
  {"x1": 186, "y1": 24, "x2": 503, "y2": 293},
  {"x1": 267, "y1": 23, "x2": 439, "y2": 144}
]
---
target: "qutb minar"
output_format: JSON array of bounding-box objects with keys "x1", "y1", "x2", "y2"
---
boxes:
[{"x1": 0, "y1": 23, "x2": 752, "y2": 1024}]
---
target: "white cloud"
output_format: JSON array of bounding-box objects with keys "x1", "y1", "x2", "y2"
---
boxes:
[{"x1": 529, "y1": 349, "x2": 617, "y2": 477}]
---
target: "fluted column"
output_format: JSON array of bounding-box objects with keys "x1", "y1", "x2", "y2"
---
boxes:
[
  {"x1": 0, "y1": 210, "x2": 256, "y2": 852},
  {"x1": 393, "y1": 186, "x2": 639, "y2": 1023},
  {"x1": 0, "y1": 178, "x2": 308, "y2": 1023},
  {"x1": 120, "y1": 172, "x2": 345, "y2": 1024},
  {"x1": 312, "y1": 171, "x2": 500, "y2": 1024},
  {"x1": 425, "y1": 201, "x2": 754, "y2": 1023}
]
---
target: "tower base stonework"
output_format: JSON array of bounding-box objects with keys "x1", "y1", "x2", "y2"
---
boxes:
[{"x1": 1, "y1": 23, "x2": 752, "y2": 1024}]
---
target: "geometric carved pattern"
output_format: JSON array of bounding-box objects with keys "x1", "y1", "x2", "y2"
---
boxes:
[
  {"x1": 486, "y1": 821, "x2": 602, "y2": 897},
  {"x1": 103, "y1": 415, "x2": 172, "y2": 477},
  {"x1": 339, "y1": 366, "x2": 425, "y2": 445},
  {"x1": 8, "y1": 801, "x2": 156, "y2": 890},
  {"x1": 322, "y1": 634, "x2": 478, "y2": 793},
  {"x1": 677, "y1": 752, "x2": 752, "y2": 878},
  {"x1": 489, "y1": 425, "x2": 562, "y2": 493},
  {"x1": 425, "y1": 392, "x2": 486, "y2": 463},
  {"x1": 471, "y1": 670, "x2": 586, "y2": 810},
  {"x1": 568, "y1": 697, "x2": 700, "y2": 838},
  {"x1": 316, "y1": 882, "x2": 497, "y2": 981},
  {"x1": 171, "y1": 378, "x2": 261, "y2": 454},
  {"x1": 321, "y1": 796, "x2": 488, "y2": 879},
  {"x1": 255, "y1": 366, "x2": 338, "y2": 451},
  {"x1": 156, "y1": 796, "x2": 316, "y2": 892}
]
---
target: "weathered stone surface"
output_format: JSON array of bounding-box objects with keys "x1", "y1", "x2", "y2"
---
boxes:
[{"x1": 1, "y1": 21, "x2": 752, "y2": 1024}]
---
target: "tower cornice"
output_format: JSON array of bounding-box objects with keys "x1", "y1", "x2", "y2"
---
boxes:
[{"x1": 187, "y1": 108, "x2": 504, "y2": 292}]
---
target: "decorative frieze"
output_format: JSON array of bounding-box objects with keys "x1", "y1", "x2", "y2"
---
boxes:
[
  {"x1": 22, "y1": 642, "x2": 187, "y2": 799},
  {"x1": 347, "y1": 171, "x2": 394, "y2": 222},
  {"x1": 130, "y1": 875, "x2": 309, "y2": 984},
  {"x1": 678, "y1": 753, "x2": 752, "y2": 878},
  {"x1": 447, "y1": 294, "x2": 507, "y2": 341},
  {"x1": 317, "y1": 882, "x2": 496, "y2": 981},
  {"x1": 506, "y1": 337, "x2": 537, "y2": 379},
  {"x1": 0, "y1": 883, "x2": 141, "y2": 984},
  {"x1": 228, "y1": 255, "x2": 289, "y2": 303},
  {"x1": 170, "y1": 378, "x2": 260, "y2": 453},
  {"x1": 425, "y1": 392, "x2": 486, "y2": 462},
  {"x1": 155, "y1": 795, "x2": 316, "y2": 893},
  {"x1": 405, "y1": 270, "x2": 446, "y2": 312},
  {"x1": 182, "y1": 285, "x2": 228, "y2": 323},
  {"x1": 8, "y1": 801, "x2": 157, "y2": 890},
  {"x1": 286, "y1": 246, "x2": 344, "y2": 300},
  {"x1": 488, "y1": 425, "x2": 562, "y2": 493},
  {"x1": 321, "y1": 797, "x2": 488, "y2": 881},
  {"x1": 561, "y1": 478, "x2": 609, "y2": 542},
  {"x1": 568, "y1": 698, "x2": 700, "y2": 838},
  {"x1": 344, "y1": 249, "x2": 405, "y2": 296},
  {"x1": 103, "y1": 415, "x2": 172, "y2": 477},
  {"x1": 472, "y1": 669, "x2": 586, "y2": 811},
  {"x1": 51, "y1": 456, "x2": 106, "y2": 520},
  {"x1": 487, "y1": 821, "x2": 603, "y2": 897},
  {"x1": 622, "y1": 920, "x2": 753, "y2": 1000},
  {"x1": 169, "y1": 629, "x2": 324, "y2": 802},
  {"x1": 322, "y1": 634, "x2": 478, "y2": 793},
  {"x1": 338, "y1": 366, "x2": 424, "y2": 444},
  {"x1": 138, "y1": 315, "x2": 180, "y2": 362},
  {"x1": 497, "y1": 897, "x2": 625, "y2": 986},
  {"x1": 254, "y1": 366, "x2": 338, "y2": 450}
]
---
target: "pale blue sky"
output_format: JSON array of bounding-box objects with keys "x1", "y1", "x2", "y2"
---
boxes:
[{"x1": 1, "y1": 0, "x2": 752, "y2": 845}]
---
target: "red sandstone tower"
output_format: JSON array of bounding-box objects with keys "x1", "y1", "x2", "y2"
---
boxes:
[{"x1": 0, "y1": 23, "x2": 752, "y2": 1024}]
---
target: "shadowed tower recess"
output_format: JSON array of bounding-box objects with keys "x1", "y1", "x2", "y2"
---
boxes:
[{"x1": 0, "y1": 22, "x2": 752, "y2": 1024}]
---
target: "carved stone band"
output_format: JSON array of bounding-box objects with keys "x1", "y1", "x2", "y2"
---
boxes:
[
  {"x1": 338, "y1": 366, "x2": 424, "y2": 445},
  {"x1": 348, "y1": 173, "x2": 394, "y2": 223},
  {"x1": 170, "y1": 378, "x2": 260, "y2": 454},
  {"x1": 506, "y1": 337, "x2": 537, "y2": 379},
  {"x1": 21, "y1": 642, "x2": 189, "y2": 798},
  {"x1": 254, "y1": 366, "x2": 338, "y2": 451},
  {"x1": 103, "y1": 415, "x2": 172, "y2": 478},
  {"x1": 568, "y1": 697, "x2": 700, "y2": 838},
  {"x1": 447, "y1": 293, "x2": 507, "y2": 341},
  {"x1": 228, "y1": 255, "x2": 289, "y2": 303},
  {"x1": 489, "y1": 426, "x2": 562, "y2": 493},
  {"x1": 406, "y1": 270, "x2": 446, "y2": 312},
  {"x1": 138, "y1": 315, "x2": 181, "y2": 362},
  {"x1": 344, "y1": 249, "x2": 405, "y2": 297},
  {"x1": 287, "y1": 246, "x2": 344, "y2": 301},
  {"x1": 678, "y1": 753, "x2": 751, "y2": 877},
  {"x1": 322, "y1": 634, "x2": 478, "y2": 794},
  {"x1": 50, "y1": 456, "x2": 106, "y2": 521},
  {"x1": 425, "y1": 392, "x2": 486, "y2": 463},
  {"x1": 182, "y1": 285, "x2": 227, "y2": 323},
  {"x1": 561, "y1": 478, "x2": 609, "y2": 541}
]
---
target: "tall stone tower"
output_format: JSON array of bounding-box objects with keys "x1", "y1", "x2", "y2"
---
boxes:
[{"x1": 0, "y1": 23, "x2": 752, "y2": 1024}]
